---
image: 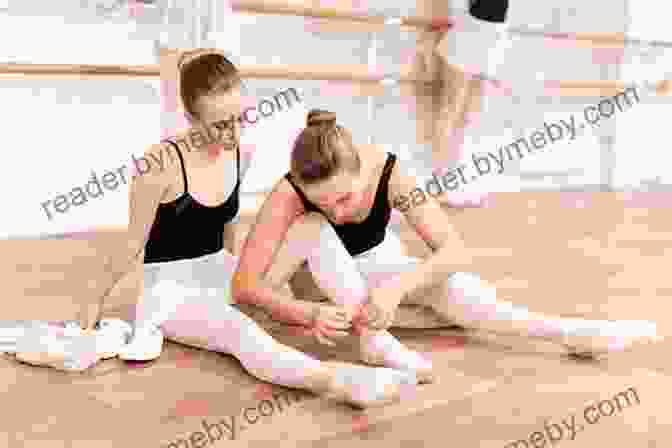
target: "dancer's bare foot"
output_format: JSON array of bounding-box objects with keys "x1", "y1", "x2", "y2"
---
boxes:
[
  {"x1": 359, "y1": 331, "x2": 435, "y2": 384},
  {"x1": 318, "y1": 361, "x2": 418, "y2": 409}
]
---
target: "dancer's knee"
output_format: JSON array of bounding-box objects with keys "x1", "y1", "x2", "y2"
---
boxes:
[
  {"x1": 300, "y1": 212, "x2": 352, "y2": 272},
  {"x1": 446, "y1": 272, "x2": 497, "y2": 304},
  {"x1": 278, "y1": 212, "x2": 328, "y2": 270},
  {"x1": 217, "y1": 306, "x2": 318, "y2": 386}
]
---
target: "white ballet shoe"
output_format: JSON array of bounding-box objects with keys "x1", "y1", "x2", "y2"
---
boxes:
[
  {"x1": 94, "y1": 319, "x2": 133, "y2": 359},
  {"x1": 118, "y1": 324, "x2": 164, "y2": 361},
  {"x1": 13, "y1": 322, "x2": 98, "y2": 372},
  {"x1": 561, "y1": 319, "x2": 661, "y2": 357},
  {"x1": 0, "y1": 323, "x2": 29, "y2": 354}
]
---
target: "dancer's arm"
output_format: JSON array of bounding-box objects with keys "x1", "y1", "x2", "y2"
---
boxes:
[
  {"x1": 78, "y1": 143, "x2": 172, "y2": 331},
  {"x1": 225, "y1": 136, "x2": 256, "y2": 255},
  {"x1": 232, "y1": 180, "x2": 317, "y2": 326},
  {"x1": 361, "y1": 162, "x2": 476, "y2": 330},
  {"x1": 391, "y1": 163, "x2": 475, "y2": 295}
]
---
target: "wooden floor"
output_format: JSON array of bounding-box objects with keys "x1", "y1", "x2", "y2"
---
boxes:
[{"x1": 1, "y1": 191, "x2": 671, "y2": 447}]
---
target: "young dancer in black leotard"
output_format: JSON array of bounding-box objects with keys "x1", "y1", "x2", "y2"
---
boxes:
[
  {"x1": 233, "y1": 105, "x2": 659, "y2": 384},
  {"x1": 101, "y1": 49, "x2": 418, "y2": 408}
]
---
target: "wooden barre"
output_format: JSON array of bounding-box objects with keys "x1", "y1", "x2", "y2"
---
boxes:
[
  {"x1": 1, "y1": 63, "x2": 669, "y2": 96},
  {"x1": 232, "y1": 0, "x2": 432, "y2": 29},
  {"x1": 544, "y1": 80, "x2": 672, "y2": 96},
  {"x1": 0, "y1": 63, "x2": 158, "y2": 77},
  {"x1": 0, "y1": 62, "x2": 434, "y2": 83},
  {"x1": 232, "y1": 0, "x2": 672, "y2": 50}
]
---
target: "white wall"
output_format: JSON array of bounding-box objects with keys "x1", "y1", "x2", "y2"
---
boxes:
[
  {"x1": 0, "y1": 13, "x2": 160, "y2": 238},
  {"x1": 2, "y1": 0, "x2": 671, "y2": 238}
]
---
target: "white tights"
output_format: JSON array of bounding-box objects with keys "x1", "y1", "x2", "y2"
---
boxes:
[
  {"x1": 139, "y1": 251, "x2": 323, "y2": 389},
  {"x1": 300, "y1": 216, "x2": 567, "y2": 341},
  {"x1": 297, "y1": 216, "x2": 658, "y2": 355},
  {"x1": 135, "y1": 212, "x2": 656, "y2": 391},
  {"x1": 138, "y1": 246, "x2": 417, "y2": 399}
]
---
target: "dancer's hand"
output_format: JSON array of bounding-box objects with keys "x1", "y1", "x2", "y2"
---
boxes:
[
  {"x1": 310, "y1": 304, "x2": 354, "y2": 346},
  {"x1": 360, "y1": 285, "x2": 405, "y2": 332}
]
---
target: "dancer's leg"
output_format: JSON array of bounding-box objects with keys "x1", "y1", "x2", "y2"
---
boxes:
[
  {"x1": 124, "y1": 249, "x2": 417, "y2": 408},
  {"x1": 407, "y1": 272, "x2": 571, "y2": 338},
  {"x1": 162, "y1": 298, "x2": 416, "y2": 408},
  {"x1": 414, "y1": 272, "x2": 659, "y2": 355},
  {"x1": 335, "y1": 231, "x2": 659, "y2": 356},
  {"x1": 265, "y1": 213, "x2": 434, "y2": 382}
]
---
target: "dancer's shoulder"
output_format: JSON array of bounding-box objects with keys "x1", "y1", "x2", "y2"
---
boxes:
[
  {"x1": 264, "y1": 176, "x2": 307, "y2": 215},
  {"x1": 363, "y1": 142, "x2": 388, "y2": 158},
  {"x1": 127, "y1": 141, "x2": 182, "y2": 188}
]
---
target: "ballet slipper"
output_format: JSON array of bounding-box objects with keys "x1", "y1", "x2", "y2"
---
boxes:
[
  {"x1": 323, "y1": 362, "x2": 418, "y2": 409},
  {"x1": 12, "y1": 319, "x2": 132, "y2": 371},
  {"x1": 13, "y1": 324, "x2": 99, "y2": 372},
  {"x1": 118, "y1": 324, "x2": 164, "y2": 361},
  {"x1": 95, "y1": 319, "x2": 134, "y2": 359},
  {"x1": 13, "y1": 350, "x2": 100, "y2": 372}
]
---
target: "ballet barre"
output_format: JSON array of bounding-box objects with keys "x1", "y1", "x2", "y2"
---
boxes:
[
  {"x1": 0, "y1": 62, "x2": 431, "y2": 84},
  {"x1": 232, "y1": 0, "x2": 672, "y2": 50},
  {"x1": 1, "y1": 62, "x2": 670, "y2": 97},
  {"x1": 73, "y1": 0, "x2": 672, "y2": 50}
]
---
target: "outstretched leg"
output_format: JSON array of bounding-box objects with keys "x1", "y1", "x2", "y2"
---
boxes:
[
  {"x1": 332, "y1": 230, "x2": 660, "y2": 357},
  {"x1": 160, "y1": 296, "x2": 417, "y2": 408},
  {"x1": 416, "y1": 272, "x2": 659, "y2": 356}
]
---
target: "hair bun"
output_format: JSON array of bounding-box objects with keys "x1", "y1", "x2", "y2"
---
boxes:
[
  {"x1": 178, "y1": 48, "x2": 226, "y2": 70},
  {"x1": 306, "y1": 109, "x2": 336, "y2": 127}
]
